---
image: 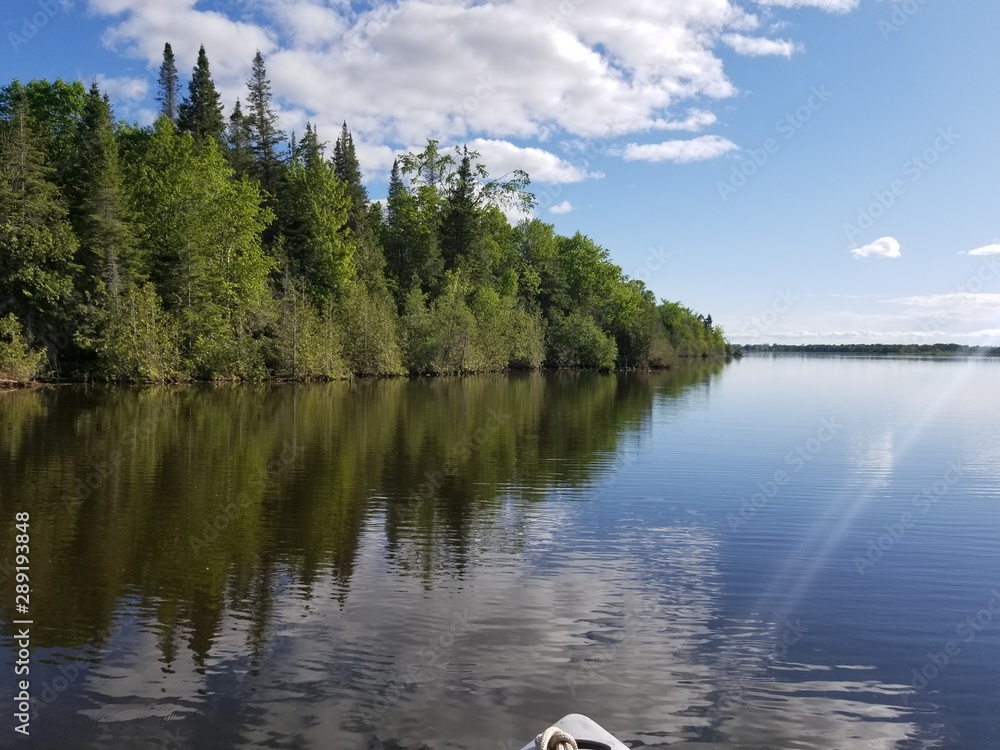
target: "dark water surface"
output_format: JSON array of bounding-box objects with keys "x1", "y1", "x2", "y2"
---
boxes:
[{"x1": 1, "y1": 357, "x2": 999, "y2": 749}]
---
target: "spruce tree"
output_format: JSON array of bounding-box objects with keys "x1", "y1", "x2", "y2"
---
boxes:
[
  {"x1": 0, "y1": 91, "x2": 79, "y2": 366},
  {"x1": 384, "y1": 158, "x2": 409, "y2": 288},
  {"x1": 71, "y1": 82, "x2": 137, "y2": 311},
  {"x1": 245, "y1": 50, "x2": 284, "y2": 196},
  {"x1": 225, "y1": 98, "x2": 254, "y2": 178},
  {"x1": 279, "y1": 127, "x2": 352, "y2": 307},
  {"x1": 440, "y1": 145, "x2": 480, "y2": 269},
  {"x1": 177, "y1": 45, "x2": 225, "y2": 145},
  {"x1": 156, "y1": 42, "x2": 180, "y2": 124},
  {"x1": 296, "y1": 122, "x2": 324, "y2": 171},
  {"x1": 137, "y1": 120, "x2": 274, "y2": 379},
  {"x1": 0, "y1": 79, "x2": 87, "y2": 195},
  {"x1": 383, "y1": 157, "x2": 443, "y2": 296},
  {"x1": 333, "y1": 122, "x2": 368, "y2": 234}
]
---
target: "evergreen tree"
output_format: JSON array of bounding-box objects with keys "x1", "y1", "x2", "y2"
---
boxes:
[
  {"x1": 0, "y1": 69, "x2": 732, "y2": 381},
  {"x1": 279, "y1": 132, "x2": 353, "y2": 307},
  {"x1": 177, "y1": 46, "x2": 225, "y2": 145},
  {"x1": 0, "y1": 78, "x2": 87, "y2": 193},
  {"x1": 136, "y1": 120, "x2": 274, "y2": 379},
  {"x1": 440, "y1": 145, "x2": 480, "y2": 270},
  {"x1": 383, "y1": 157, "x2": 443, "y2": 297},
  {"x1": 333, "y1": 122, "x2": 368, "y2": 234},
  {"x1": 331, "y1": 123, "x2": 390, "y2": 293},
  {"x1": 0, "y1": 91, "x2": 79, "y2": 368},
  {"x1": 225, "y1": 98, "x2": 254, "y2": 178},
  {"x1": 295, "y1": 122, "x2": 324, "y2": 171},
  {"x1": 245, "y1": 50, "x2": 284, "y2": 196},
  {"x1": 71, "y1": 83, "x2": 137, "y2": 303},
  {"x1": 156, "y1": 43, "x2": 180, "y2": 124}
]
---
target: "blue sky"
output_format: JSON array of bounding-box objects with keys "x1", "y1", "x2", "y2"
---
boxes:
[{"x1": 3, "y1": 0, "x2": 999, "y2": 344}]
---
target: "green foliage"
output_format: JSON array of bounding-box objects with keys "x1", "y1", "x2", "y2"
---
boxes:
[
  {"x1": 468, "y1": 287, "x2": 545, "y2": 371},
  {"x1": 333, "y1": 122, "x2": 368, "y2": 235},
  {"x1": 546, "y1": 310, "x2": 618, "y2": 371},
  {"x1": 659, "y1": 301, "x2": 726, "y2": 357},
  {"x1": 0, "y1": 90, "x2": 80, "y2": 366},
  {"x1": 0, "y1": 78, "x2": 87, "y2": 189},
  {"x1": 0, "y1": 62, "x2": 731, "y2": 382},
  {"x1": 156, "y1": 43, "x2": 180, "y2": 124},
  {"x1": 245, "y1": 51, "x2": 284, "y2": 197},
  {"x1": 508, "y1": 305, "x2": 546, "y2": 370},
  {"x1": 94, "y1": 283, "x2": 180, "y2": 382},
  {"x1": 225, "y1": 99, "x2": 254, "y2": 179},
  {"x1": 279, "y1": 137, "x2": 353, "y2": 306},
  {"x1": 338, "y1": 281, "x2": 404, "y2": 376},
  {"x1": 0, "y1": 314, "x2": 45, "y2": 382},
  {"x1": 440, "y1": 146, "x2": 481, "y2": 269},
  {"x1": 399, "y1": 286, "x2": 437, "y2": 373},
  {"x1": 134, "y1": 122, "x2": 274, "y2": 379},
  {"x1": 269, "y1": 274, "x2": 346, "y2": 380},
  {"x1": 427, "y1": 272, "x2": 479, "y2": 374},
  {"x1": 177, "y1": 46, "x2": 225, "y2": 145},
  {"x1": 70, "y1": 83, "x2": 140, "y2": 317},
  {"x1": 383, "y1": 158, "x2": 444, "y2": 297}
]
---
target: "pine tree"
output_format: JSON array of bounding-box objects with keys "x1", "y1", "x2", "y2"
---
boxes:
[
  {"x1": 71, "y1": 82, "x2": 138, "y2": 313},
  {"x1": 70, "y1": 83, "x2": 176, "y2": 382},
  {"x1": 384, "y1": 158, "x2": 407, "y2": 289},
  {"x1": 279, "y1": 130, "x2": 352, "y2": 307},
  {"x1": 383, "y1": 157, "x2": 443, "y2": 297},
  {"x1": 296, "y1": 122, "x2": 324, "y2": 171},
  {"x1": 225, "y1": 98, "x2": 254, "y2": 178},
  {"x1": 0, "y1": 79, "x2": 88, "y2": 194},
  {"x1": 0, "y1": 91, "x2": 79, "y2": 367},
  {"x1": 440, "y1": 145, "x2": 480, "y2": 269},
  {"x1": 245, "y1": 50, "x2": 284, "y2": 196},
  {"x1": 333, "y1": 122, "x2": 368, "y2": 234},
  {"x1": 177, "y1": 46, "x2": 225, "y2": 145},
  {"x1": 137, "y1": 120, "x2": 275, "y2": 379},
  {"x1": 156, "y1": 43, "x2": 180, "y2": 124}
]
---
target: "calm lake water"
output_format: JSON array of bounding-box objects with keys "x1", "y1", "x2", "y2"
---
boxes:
[{"x1": 1, "y1": 356, "x2": 999, "y2": 749}]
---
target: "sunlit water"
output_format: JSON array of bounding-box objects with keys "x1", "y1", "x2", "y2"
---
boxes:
[{"x1": 1, "y1": 356, "x2": 999, "y2": 749}]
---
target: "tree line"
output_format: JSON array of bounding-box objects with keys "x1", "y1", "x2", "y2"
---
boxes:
[
  {"x1": 0, "y1": 45, "x2": 729, "y2": 383},
  {"x1": 742, "y1": 344, "x2": 999, "y2": 356}
]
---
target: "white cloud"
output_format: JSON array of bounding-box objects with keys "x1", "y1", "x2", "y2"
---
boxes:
[
  {"x1": 466, "y1": 139, "x2": 599, "y2": 184},
  {"x1": 851, "y1": 237, "x2": 901, "y2": 259},
  {"x1": 735, "y1": 328, "x2": 1000, "y2": 343},
  {"x1": 550, "y1": 201, "x2": 573, "y2": 215},
  {"x1": 722, "y1": 34, "x2": 798, "y2": 57},
  {"x1": 623, "y1": 135, "x2": 738, "y2": 164},
  {"x1": 83, "y1": 0, "x2": 858, "y2": 183},
  {"x1": 756, "y1": 0, "x2": 859, "y2": 12},
  {"x1": 659, "y1": 109, "x2": 720, "y2": 132},
  {"x1": 889, "y1": 293, "x2": 1000, "y2": 321},
  {"x1": 96, "y1": 74, "x2": 149, "y2": 101},
  {"x1": 966, "y1": 243, "x2": 1000, "y2": 256}
]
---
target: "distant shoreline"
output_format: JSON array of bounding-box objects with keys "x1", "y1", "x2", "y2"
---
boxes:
[{"x1": 738, "y1": 344, "x2": 999, "y2": 357}]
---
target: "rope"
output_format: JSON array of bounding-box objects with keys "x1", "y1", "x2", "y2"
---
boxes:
[{"x1": 535, "y1": 727, "x2": 579, "y2": 750}]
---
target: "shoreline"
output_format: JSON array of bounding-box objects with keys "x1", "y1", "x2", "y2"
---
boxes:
[{"x1": 0, "y1": 357, "x2": 736, "y2": 389}]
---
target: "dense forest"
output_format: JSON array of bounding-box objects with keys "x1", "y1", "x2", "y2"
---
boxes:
[
  {"x1": 742, "y1": 343, "x2": 1000, "y2": 356},
  {"x1": 0, "y1": 45, "x2": 729, "y2": 383}
]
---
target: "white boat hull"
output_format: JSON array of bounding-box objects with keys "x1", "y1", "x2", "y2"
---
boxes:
[{"x1": 520, "y1": 714, "x2": 629, "y2": 750}]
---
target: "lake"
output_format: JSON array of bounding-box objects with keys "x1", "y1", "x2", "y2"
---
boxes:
[{"x1": 1, "y1": 356, "x2": 999, "y2": 749}]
